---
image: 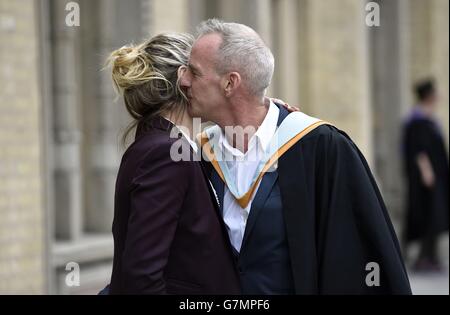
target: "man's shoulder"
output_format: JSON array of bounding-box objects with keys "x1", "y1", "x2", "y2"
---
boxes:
[
  {"x1": 295, "y1": 122, "x2": 350, "y2": 146},
  {"x1": 283, "y1": 121, "x2": 360, "y2": 163}
]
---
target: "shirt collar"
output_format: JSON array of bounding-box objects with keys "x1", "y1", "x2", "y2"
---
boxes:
[
  {"x1": 254, "y1": 100, "x2": 279, "y2": 151},
  {"x1": 220, "y1": 100, "x2": 280, "y2": 155}
]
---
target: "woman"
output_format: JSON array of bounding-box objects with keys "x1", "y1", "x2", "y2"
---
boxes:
[{"x1": 106, "y1": 33, "x2": 241, "y2": 294}]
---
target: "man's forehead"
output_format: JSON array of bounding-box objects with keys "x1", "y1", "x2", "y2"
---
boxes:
[{"x1": 192, "y1": 33, "x2": 221, "y2": 58}]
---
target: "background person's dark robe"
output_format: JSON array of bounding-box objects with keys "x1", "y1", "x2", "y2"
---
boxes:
[
  {"x1": 203, "y1": 105, "x2": 412, "y2": 294},
  {"x1": 402, "y1": 111, "x2": 449, "y2": 244}
]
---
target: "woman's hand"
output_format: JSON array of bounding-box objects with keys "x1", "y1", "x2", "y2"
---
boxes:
[{"x1": 266, "y1": 97, "x2": 300, "y2": 113}]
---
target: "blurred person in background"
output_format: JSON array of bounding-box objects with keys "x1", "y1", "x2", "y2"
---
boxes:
[{"x1": 402, "y1": 78, "x2": 449, "y2": 272}]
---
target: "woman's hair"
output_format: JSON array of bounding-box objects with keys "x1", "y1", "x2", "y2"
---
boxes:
[{"x1": 106, "y1": 33, "x2": 194, "y2": 144}]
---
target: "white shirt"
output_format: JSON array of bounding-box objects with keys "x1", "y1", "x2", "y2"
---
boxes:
[{"x1": 219, "y1": 101, "x2": 280, "y2": 252}]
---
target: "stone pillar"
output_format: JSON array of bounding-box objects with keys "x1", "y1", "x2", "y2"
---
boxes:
[
  {"x1": 0, "y1": 0, "x2": 45, "y2": 293},
  {"x1": 187, "y1": 0, "x2": 207, "y2": 32},
  {"x1": 217, "y1": 0, "x2": 274, "y2": 95},
  {"x1": 81, "y1": 0, "x2": 113, "y2": 234},
  {"x1": 83, "y1": 0, "x2": 144, "y2": 233},
  {"x1": 301, "y1": 0, "x2": 373, "y2": 163},
  {"x1": 370, "y1": 0, "x2": 410, "y2": 218},
  {"x1": 51, "y1": 0, "x2": 84, "y2": 240},
  {"x1": 430, "y1": 0, "x2": 449, "y2": 146},
  {"x1": 271, "y1": 0, "x2": 300, "y2": 106},
  {"x1": 215, "y1": 0, "x2": 272, "y2": 46},
  {"x1": 151, "y1": 0, "x2": 189, "y2": 34},
  {"x1": 406, "y1": 0, "x2": 449, "y2": 145},
  {"x1": 218, "y1": 0, "x2": 260, "y2": 30},
  {"x1": 407, "y1": 0, "x2": 433, "y2": 84}
]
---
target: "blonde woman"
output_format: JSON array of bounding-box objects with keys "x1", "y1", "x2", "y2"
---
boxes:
[{"x1": 105, "y1": 33, "x2": 240, "y2": 294}]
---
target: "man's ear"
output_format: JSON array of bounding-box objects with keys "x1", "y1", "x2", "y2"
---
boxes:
[{"x1": 223, "y1": 72, "x2": 241, "y2": 97}]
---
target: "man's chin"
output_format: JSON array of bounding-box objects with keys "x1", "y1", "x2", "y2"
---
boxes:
[{"x1": 187, "y1": 105, "x2": 201, "y2": 120}]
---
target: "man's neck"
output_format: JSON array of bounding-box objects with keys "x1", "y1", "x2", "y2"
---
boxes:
[{"x1": 221, "y1": 97, "x2": 269, "y2": 153}]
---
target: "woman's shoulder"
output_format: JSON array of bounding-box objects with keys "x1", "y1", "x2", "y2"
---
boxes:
[
  {"x1": 117, "y1": 131, "x2": 198, "y2": 191},
  {"x1": 124, "y1": 129, "x2": 180, "y2": 161},
  {"x1": 129, "y1": 129, "x2": 198, "y2": 172}
]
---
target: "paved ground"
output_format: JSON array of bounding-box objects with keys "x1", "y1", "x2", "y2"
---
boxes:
[{"x1": 406, "y1": 234, "x2": 449, "y2": 295}]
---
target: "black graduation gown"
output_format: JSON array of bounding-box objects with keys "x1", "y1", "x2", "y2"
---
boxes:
[
  {"x1": 402, "y1": 116, "x2": 449, "y2": 243},
  {"x1": 275, "y1": 123, "x2": 411, "y2": 294},
  {"x1": 203, "y1": 111, "x2": 412, "y2": 294}
]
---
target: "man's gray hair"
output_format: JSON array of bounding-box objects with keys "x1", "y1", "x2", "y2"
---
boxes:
[{"x1": 196, "y1": 18, "x2": 274, "y2": 97}]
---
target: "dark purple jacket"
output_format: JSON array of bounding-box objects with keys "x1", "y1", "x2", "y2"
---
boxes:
[{"x1": 109, "y1": 116, "x2": 240, "y2": 294}]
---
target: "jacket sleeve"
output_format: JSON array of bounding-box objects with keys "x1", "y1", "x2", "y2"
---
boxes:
[{"x1": 121, "y1": 141, "x2": 191, "y2": 294}]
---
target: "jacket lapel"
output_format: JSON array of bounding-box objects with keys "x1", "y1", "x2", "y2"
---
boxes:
[
  {"x1": 237, "y1": 104, "x2": 288, "y2": 252},
  {"x1": 240, "y1": 170, "x2": 278, "y2": 252}
]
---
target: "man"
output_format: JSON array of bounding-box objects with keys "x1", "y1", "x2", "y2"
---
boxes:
[
  {"x1": 180, "y1": 19, "x2": 412, "y2": 294},
  {"x1": 402, "y1": 79, "x2": 449, "y2": 272}
]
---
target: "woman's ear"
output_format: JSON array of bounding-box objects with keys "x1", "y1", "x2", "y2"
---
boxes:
[{"x1": 178, "y1": 65, "x2": 187, "y2": 78}]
